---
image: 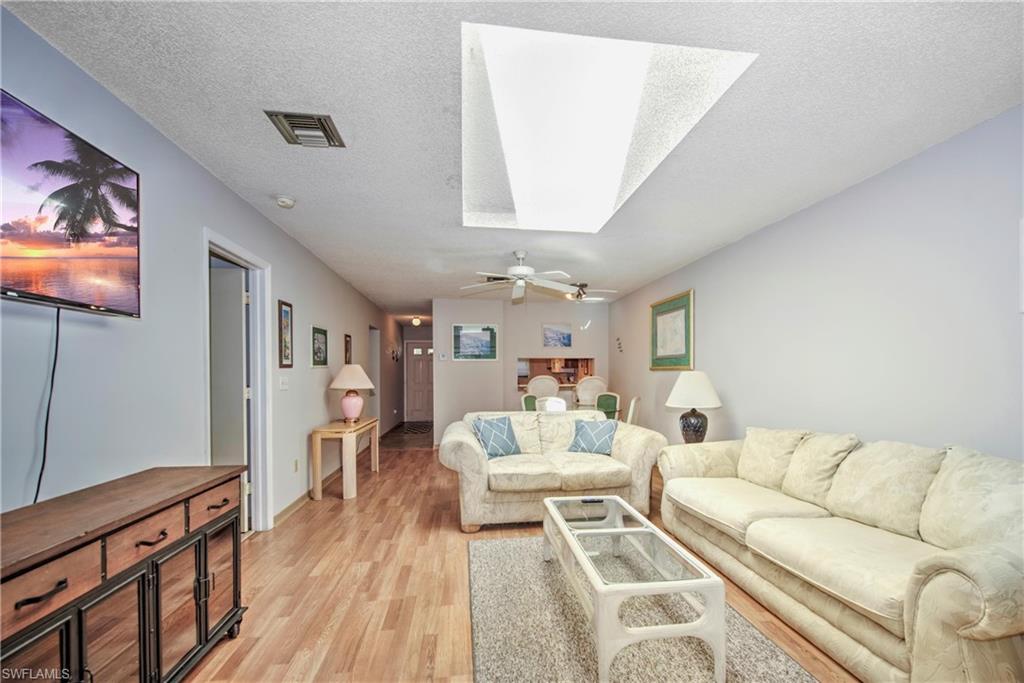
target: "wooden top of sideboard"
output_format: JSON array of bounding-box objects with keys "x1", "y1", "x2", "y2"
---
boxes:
[{"x1": 1, "y1": 466, "x2": 246, "y2": 579}]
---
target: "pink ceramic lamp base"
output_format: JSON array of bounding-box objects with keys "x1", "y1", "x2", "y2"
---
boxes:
[{"x1": 341, "y1": 390, "x2": 364, "y2": 423}]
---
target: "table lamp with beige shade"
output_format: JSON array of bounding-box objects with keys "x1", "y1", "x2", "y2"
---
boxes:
[
  {"x1": 330, "y1": 364, "x2": 375, "y2": 423},
  {"x1": 665, "y1": 371, "x2": 721, "y2": 443}
]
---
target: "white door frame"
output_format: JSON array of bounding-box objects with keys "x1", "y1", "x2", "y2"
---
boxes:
[
  {"x1": 403, "y1": 339, "x2": 434, "y2": 422},
  {"x1": 201, "y1": 227, "x2": 275, "y2": 531}
]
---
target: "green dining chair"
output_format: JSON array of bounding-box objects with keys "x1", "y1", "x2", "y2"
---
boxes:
[
  {"x1": 521, "y1": 393, "x2": 538, "y2": 411},
  {"x1": 595, "y1": 392, "x2": 620, "y2": 420}
]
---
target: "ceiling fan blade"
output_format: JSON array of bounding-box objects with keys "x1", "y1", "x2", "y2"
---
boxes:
[
  {"x1": 527, "y1": 278, "x2": 578, "y2": 294},
  {"x1": 586, "y1": 288, "x2": 618, "y2": 294},
  {"x1": 511, "y1": 280, "x2": 526, "y2": 302},
  {"x1": 460, "y1": 283, "x2": 508, "y2": 298},
  {"x1": 460, "y1": 281, "x2": 508, "y2": 290},
  {"x1": 476, "y1": 272, "x2": 512, "y2": 280},
  {"x1": 535, "y1": 270, "x2": 571, "y2": 280},
  {"x1": 580, "y1": 297, "x2": 606, "y2": 302}
]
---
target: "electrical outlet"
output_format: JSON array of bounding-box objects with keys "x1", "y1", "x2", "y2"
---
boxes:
[{"x1": 293, "y1": 459, "x2": 298, "y2": 473}]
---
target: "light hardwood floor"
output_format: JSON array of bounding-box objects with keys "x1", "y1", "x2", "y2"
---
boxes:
[{"x1": 187, "y1": 444, "x2": 857, "y2": 682}]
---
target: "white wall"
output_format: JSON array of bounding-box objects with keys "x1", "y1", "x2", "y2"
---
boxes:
[
  {"x1": 431, "y1": 298, "x2": 609, "y2": 440},
  {"x1": 610, "y1": 107, "x2": 1022, "y2": 459},
  {"x1": 0, "y1": 12, "x2": 403, "y2": 513}
]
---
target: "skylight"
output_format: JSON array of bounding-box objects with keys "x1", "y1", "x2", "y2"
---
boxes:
[{"x1": 462, "y1": 23, "x2": 757, "y2": 234}]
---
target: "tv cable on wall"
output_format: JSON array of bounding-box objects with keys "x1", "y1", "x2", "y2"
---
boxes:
[{"x1": 34, "y1": 307, "x2": 61, "y2": 504}]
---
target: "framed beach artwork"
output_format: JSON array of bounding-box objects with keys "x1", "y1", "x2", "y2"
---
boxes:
[
  {"x1": 650, "y1": 289, "x2": 693, "y2": 371},
  {"x1": 311, "y1": 326, "x2": 328, "y2": 367},
  {"x1": 543, "y1": 323, "x2": 572, "y2": 348},
  {"x1": 452, "y1": 324, "x2": 498, "y2": 361},
  {"x1": 278, "y1": 300, "x2": 293, "y2": 368},
  {"x1": 344, "y1": 334, "x2": 352, "y2": 364}
]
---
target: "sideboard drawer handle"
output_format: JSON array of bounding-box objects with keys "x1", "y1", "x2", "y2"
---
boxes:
[
  {"x1": 135, "y1": 529, "x2": 169, "y2": 548},
  {"x1": 14, "y1": 578, "x2": 68, "y2": 610},
  {"x1": 207, "y1": 497, "x2": 230, "y2": 511}
]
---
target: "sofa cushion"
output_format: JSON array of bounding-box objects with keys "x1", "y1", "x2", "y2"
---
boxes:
[
  {"x1": 547, "y1": 452, "x2": 632, "y2": 491},
  {"x1": 746, "y1": 517, "x2": 939, "y2": 637},
  {"x1": 568, "y1": 420, "x2": 618, "y2": 455},
  {"x1": 538, "y1": 411, "x2": 604, "y2": 452},
  {"x1": 781, "y1": 432, "x2": 860, "y2": 506},
  {"x1": 919, "y1": 446, "x2": 1024, "y2": 549},
  {"x1": 664, "y1": 477, "x2": 829, "y2": 544},
  {"x1": 472, "y1": 416, "x2": 521, "y2": 459},
  {"x1": 465, "y1": 411, "x2": 541, "y2": 453},
  {"x1": 736, "y1": 428, "x2": 809, "y2": 490},
  {"x1": 487, "y1": 454, "x2": 560, "y2": 492},
  {"x1": 826, "y1": 441, "x2": 945, "y2": 539}
]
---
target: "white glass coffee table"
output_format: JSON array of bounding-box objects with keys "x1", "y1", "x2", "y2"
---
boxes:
[{"x1": 542, "y1": 495, "x2": 725, "y2": 683}]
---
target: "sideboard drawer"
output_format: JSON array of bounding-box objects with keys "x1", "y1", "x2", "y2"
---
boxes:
[
  {"x1": 1, "y1": 542, "x2": 101, "y2": 634},
  {"x1": 188, "y1": 478, "x2": 239, "y2": 530},
  {"x1": 106, "y1": 503, "x2": 186, "y2": 577}
]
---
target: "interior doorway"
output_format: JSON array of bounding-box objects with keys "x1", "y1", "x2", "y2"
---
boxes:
[
  {"x1": 368, "y1": 327, "x2": 381, "y2": 420},
  {"x1": 208, "y1": 254, "x2": 252, "y2": 533},
  {"x1": 202, "y1": 227, "x2": 273, "y2": 532},
  {"x1": 404, "y1": 340, "x2": 434, "y2": 422}
]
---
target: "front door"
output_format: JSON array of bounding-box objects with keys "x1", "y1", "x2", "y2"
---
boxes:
[{"x1": 405, "y1": 341, "x2": 433, "y2": 421}]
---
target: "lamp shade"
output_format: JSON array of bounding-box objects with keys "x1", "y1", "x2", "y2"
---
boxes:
[
  {"x1": 665, "y1": 371, "x2": 721, "y2": 409},
  {"x1": 329, "y1": 364, "x2": 374, "y2": 390}
]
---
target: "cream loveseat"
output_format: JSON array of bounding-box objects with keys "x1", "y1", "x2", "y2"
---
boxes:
[
  {"x1": 439, "y1": 410, "x2": 667, "y2": 532},
  {"x1": 658, "y1": 428, "x2": 1024, "y2": 683}
]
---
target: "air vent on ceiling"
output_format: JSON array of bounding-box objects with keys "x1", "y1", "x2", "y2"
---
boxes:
[{"x1": 264, "y1": 110, "x2": 345, "y2": 148}]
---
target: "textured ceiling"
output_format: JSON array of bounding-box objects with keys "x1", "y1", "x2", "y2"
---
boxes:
[{"x1": 8, "y1": 2, "x2": 1021, "y2": 315}]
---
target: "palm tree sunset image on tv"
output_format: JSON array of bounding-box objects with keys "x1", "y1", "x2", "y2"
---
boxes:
[{"x1": 1, "y1": 90, "x2": 140, "y2": 317}]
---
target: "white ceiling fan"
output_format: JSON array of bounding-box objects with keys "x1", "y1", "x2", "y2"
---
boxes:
[{"x1": 460, "y1": 251, "x2": 617, "y2": 303}]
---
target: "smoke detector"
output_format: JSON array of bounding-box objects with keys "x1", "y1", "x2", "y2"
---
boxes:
[
  {"x1": 276, "y1": 195, "x2": 296, "y2": 209},
  {"x1": 264, "y1": 110, "x2": 345, "y2": 148}
]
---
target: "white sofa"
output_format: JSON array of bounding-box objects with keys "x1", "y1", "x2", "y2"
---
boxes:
[
  {"x1": 658, "y1": 428, "x2": 1024, "y2": 683},
  {"x1": 439, "y1": 410, "x2": 667, "y2": 531}
]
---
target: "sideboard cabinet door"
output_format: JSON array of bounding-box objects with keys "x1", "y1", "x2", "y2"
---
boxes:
[
  {"x1": 154, "y1": 538, "x2": 202, "y2": 681},
  {"x1": 0, "y1": 613, "x2": 74, "y2": 682},
  {"x1": 80, "y1": 569, "x2": 146, "y2": 682},
  {"x1": 205, "y1": 516, "x2": 239, "y2": 638}
]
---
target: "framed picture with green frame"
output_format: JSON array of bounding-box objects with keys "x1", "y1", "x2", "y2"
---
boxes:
[{"x1": 650, "y1": 289, "x2": 693, "y2": 371}]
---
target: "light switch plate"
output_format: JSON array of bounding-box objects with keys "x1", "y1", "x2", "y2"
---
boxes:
[{"x1": 279, "y1": 376, "x2": 289, "y2": 391}]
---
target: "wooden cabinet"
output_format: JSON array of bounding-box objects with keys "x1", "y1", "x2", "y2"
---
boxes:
[{"x1": 0, "y1": 467, "x2": 246, "y2": 683}]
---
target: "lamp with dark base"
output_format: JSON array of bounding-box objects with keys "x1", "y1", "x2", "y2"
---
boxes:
[
  {"x1": 665, "y1": 371, "x2": 721, "y2": 444},
  {"x1": 330, "y1": 364, "x2": 375, "y2": 423}
]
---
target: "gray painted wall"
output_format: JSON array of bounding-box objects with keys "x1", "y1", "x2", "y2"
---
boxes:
[
  {"x1": 0, "y1": 12, "x2": 403, "y2": 513},
  {"x1": 610, "y1": 107, "x2": 1022, "y2": 459}
]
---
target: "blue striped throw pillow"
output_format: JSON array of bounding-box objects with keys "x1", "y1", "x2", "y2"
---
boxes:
[
  {"x1": 473, "y1": 416, "x2": 521, "y2": 459},
  {"x1": 568, "y1": 420, "x2": 618, "y2": 456}
]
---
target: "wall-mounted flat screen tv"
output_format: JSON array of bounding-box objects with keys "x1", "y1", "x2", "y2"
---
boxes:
[{"x1": 1, "y1": 90, "x2": 140, "y2": 317}]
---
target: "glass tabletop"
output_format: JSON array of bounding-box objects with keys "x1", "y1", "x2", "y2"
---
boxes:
[{"x1": 547, "y1": 497, "x2": 707, "y2": 585}]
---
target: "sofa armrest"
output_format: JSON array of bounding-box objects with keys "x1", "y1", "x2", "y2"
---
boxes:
[
  {"x1": 906, "y1": 542, "x2": 1024, "y2": 644},
  {"x1": 609, "y1": 423, "x2": 668, "y2": 515},
  {"x1": 438, "y1": 421, "x2": 487, "y2": 477},
  {"x1": 657, "y1": 440, "x2": 743, "y2": 481}
]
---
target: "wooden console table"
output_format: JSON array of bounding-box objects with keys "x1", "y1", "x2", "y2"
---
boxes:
[
  {"x1": 310, "y1": 417, "x2": 380, "y2": 500},
  {"x1": 0, "y1": 466, "x2": 247, "y2": 683}
]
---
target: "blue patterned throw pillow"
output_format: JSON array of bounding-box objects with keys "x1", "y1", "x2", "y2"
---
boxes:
[
  {"x1": 568, "y1": 420, "x2": 618, "y2": 456},
  {"x1": 473, "y1": 416, "x2": 521, "y2": 459}
]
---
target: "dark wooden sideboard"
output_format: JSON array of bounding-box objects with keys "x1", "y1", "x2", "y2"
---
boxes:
[{"x1": 0, "y1": 466, "x2": 247, "y2": 682}]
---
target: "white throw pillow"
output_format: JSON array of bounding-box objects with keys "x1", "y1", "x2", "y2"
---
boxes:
[
  {"x1": 781, "y1": 432, "x2": 860, "y2": 506},
  {"x1": 736, "y1": 428, "x2": 809, "y2": 491}
]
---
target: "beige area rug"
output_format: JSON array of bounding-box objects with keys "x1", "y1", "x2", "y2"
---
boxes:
[{"x1": 469, "y1": 536, "x2": 817, "y2": 682}]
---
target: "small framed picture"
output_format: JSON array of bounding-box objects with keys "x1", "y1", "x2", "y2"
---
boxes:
[
  {"x1": 453, "y1": 324, "x2": 498, "y2": 361},
  {"x1": 650, "y1": 289, "x2": 693, "y2": 371},
  {"x1": 311, "y1": 326, "x2": 328, "y2": 367},
  {"x1": 543, "y1": 323, "x2": 572, "y2": 348},
  {"x1": 278, "y1": 300, "x2": 293, "y2": 368},
  {"x1": 344, "y1": 334, "x2": 353, "y2": 364}
]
